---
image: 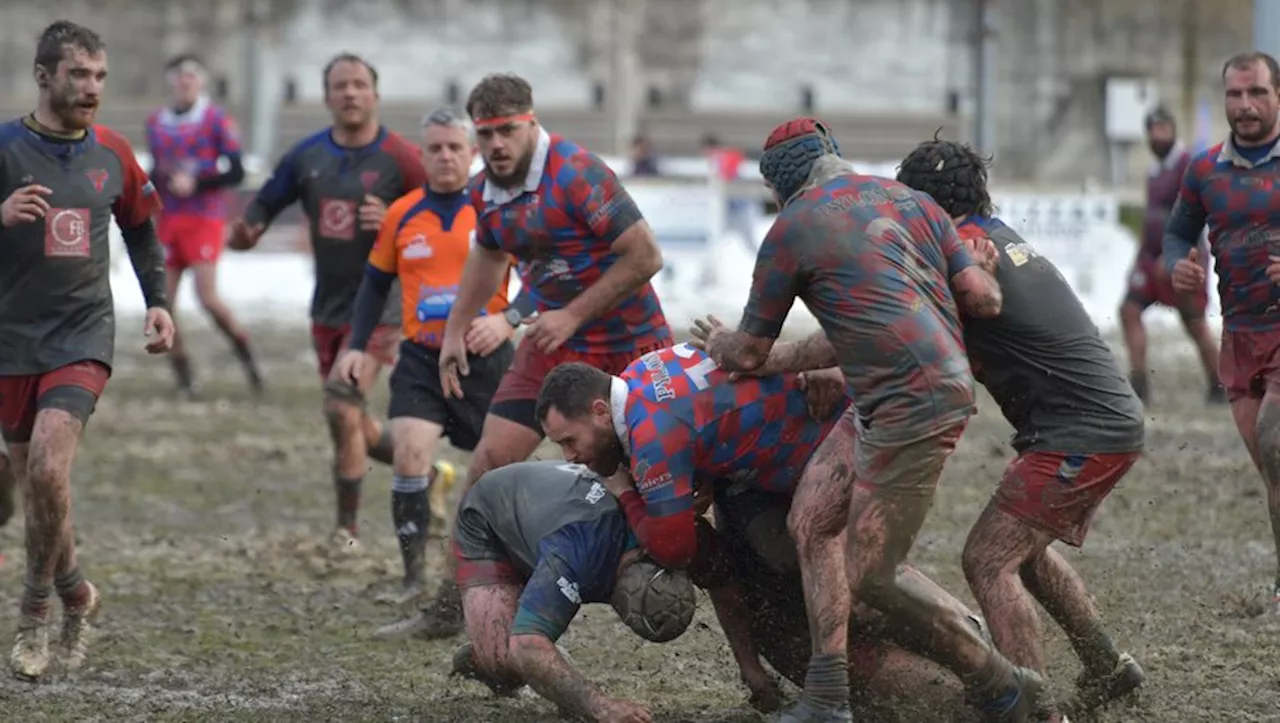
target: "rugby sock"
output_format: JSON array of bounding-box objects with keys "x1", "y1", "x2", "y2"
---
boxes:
[
  {"x1": 335, "y1": 473, "x2": 363, "y2": 534},
  {"x1": 55, "y1": 567, "x2": 91, "y2": 610},
  {"x1": 391, "y1": 475, "x2": 431, "y2": 583},
  {"x1": 230, "y1": 335, "x2": 264, "y2": 393},
  {"x1": 964, "y1": 653, "x2": 1021, "y2": 713},
  {"x1": 368, "y1": 427, "x2": 395, "y2": 466},
  {"x1": 802, "y1": 653, "x2": 850, "y2": 710},
  {"x1": 1072, "y1": 624, "x2": 1122, "y2": 676},
  {"x1": 21, "y1": 577, "x2": 53, "y2": 619}
]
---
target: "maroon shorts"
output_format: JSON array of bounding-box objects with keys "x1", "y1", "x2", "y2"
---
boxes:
[
  {"x1": 1219, "y1": 328, "x2": 1280, "y2": 402},
  {"x1": 451, "y1": 542, "x2": 525, "y2": 590},
  {"x1": 310, "y1": 323, "x2": 399, "y2": 380},
  {"x1": 1125, "y1": 255, "x2": 1208, "y2": 318},
  {"x1": 0, "y1": 361, "x2": 111, "y2": 443},
  {"x1": 995, "y1": 451, "x2": 1139, "y2": 547},
  {"x1": 489, "y1": 337, "x2": 673, "y2": 431},
  {"x1": 157, "y1": 214, "x2": 225, "y2": 271}
]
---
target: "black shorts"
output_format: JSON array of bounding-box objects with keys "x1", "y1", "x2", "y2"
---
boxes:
[{"x1": 387, "y1": 340, "x2": 515, "y2": 452}]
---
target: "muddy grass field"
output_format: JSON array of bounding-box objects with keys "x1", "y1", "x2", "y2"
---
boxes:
[{"x1": 2, "y1": 322, "x2": 1279, "y2": 722}]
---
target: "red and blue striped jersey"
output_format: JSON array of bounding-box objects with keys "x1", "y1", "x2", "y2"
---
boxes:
[
  {"x1": 144, "y1": 98, "x2": 240, "y2": 218},
  {"x1": 1164, "y1": 138, "x2": 1280, "y2": 330},
  {"x1": 469, "y1": 130, "x2": 671, "y2": 353},
  {"x1": 616, "y1": 342, "x2": 848, "y2": 566}
]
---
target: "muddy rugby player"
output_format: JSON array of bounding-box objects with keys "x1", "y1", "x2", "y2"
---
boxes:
[
  {"x1": 895, "y1": 137, "x2": 1147, "y2": 719},
  {"x1": 336, "y1": 107, "x2": 517, "y2": 604},
  {"x1": 0, "y1": 20, "x2": 176, "y2": 680},
  {"x1": 448, "y1": 460, "x2": 694, "y2": 723},
  {"x1": 1165, "y1": 50, "x2": 1280, "y2": 614},
  {"x1": 229, "y1": 53, "x2": 426, "y2": 552},
  {"x1": 395, "y1": 73, "x2": 672, "y2": 639},
  {"x1": 702, "y1": 118, "x2": 1041, "y2": 723},
  {"x1": 538, "y1": 344, "x2": 1011, "y2": 718}
]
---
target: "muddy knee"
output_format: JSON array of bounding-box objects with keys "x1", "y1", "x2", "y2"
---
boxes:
[{"x1": 323, "y1": 381, "x2": 365, "y2": 442}]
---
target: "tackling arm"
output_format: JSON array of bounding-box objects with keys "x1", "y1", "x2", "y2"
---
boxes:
[
  {"x1": 711, "y1": 224, "x2": 799, "y2": 373},
  {"x1": 937, "y1": 213, "x2": 1002, "y2": 318},
  {"x1": 753, "y1": 329, "x2": 838, "y2": 374},
  {"x1": 615, "y1": 431, "x2": 699, "y2": 568}
]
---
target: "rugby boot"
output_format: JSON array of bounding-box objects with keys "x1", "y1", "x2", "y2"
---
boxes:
[
  {"x1": 972, "y1": 666, "x2": 1045, "y2": 723},
  {"x1": 428, "y1": 461, "x2": 457, "y2": 539},
  {"x1": 171, "y1": 355, "x2": 202, "y2": 400},
  {"x1": 0, "y1": 450, "x2": 15, "y2": 527},
  {"x1": 59, "y1": 582, "x2": 101, "y2": 673},
  {"x1": 449, "y1": 642, "x2": 522, "y2": 697},
  {"x1": 329, "y1": 526, "x2": 362, "y2": 556},
  {"x1": 1063, "y1": 652, "x2": 1144, "y2": 715},
  {"x1": 772, "y1": 697, "x2": 853, "y2": 723},
  {"x1": 372, "y1": 610, "x2": 432, "y2": 640},
  {"x1": 11, "y1": 614, "x2": 50, "y2": 682},
  {"x1": 374, "y1": 578, "x2": 424, "y2": 606},
  {"x1": 417, "y1": 579, "x2": 465, "y2": 639}
]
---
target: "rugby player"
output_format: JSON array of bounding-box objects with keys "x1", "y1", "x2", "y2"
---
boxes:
[
  {"x1": 894, "y1": 137, "x2": 1146, "y2": 718},
  {"x1": 0, "y1": 21, "x2": 175, "y2": 680},
  {"x1": 1119, "y1": 105, "x2": 1220, "y2": 404},
  {"x1": 407, "y1": 73, "x2": 670, "y2": 638},
  {"x1": 697, "y1": 483, "x2": 980, "y2": 719},
  {"x1": 449, "y1": 460, "x2": 693, "y2": 723},
  {"x1": 537, "y1": 346, "x2": 1002, "y2": 718},
  {"x1": 145, "y1": 53, "x2": 260, "y2": 398},
  {"x1": 1165, "y1": 51, "x2": 1280, "y2": 613},
  {"x1": 229, "y1": 53, "x2": 427, "y2": 550},
  {"x1": 336, "y1": 107, "x2": 515, "y2": 602},
  {"x1": 698, "y1": 119, "x2": 1040, "y2": 722}
]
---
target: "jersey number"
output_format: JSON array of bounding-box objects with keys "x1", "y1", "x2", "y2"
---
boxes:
[{"x1": 671, "y1": 343, "x2": 719, "y2": 391}]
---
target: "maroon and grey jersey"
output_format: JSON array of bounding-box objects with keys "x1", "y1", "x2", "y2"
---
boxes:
[
  {"x1": 242, "y1": 127, "x2": 426, "y2": 328},
  {"x1": 1141, "y1": 145, "x2": 1191, "y2": 260},
  {"x1": 0, "y1": 118, "x2": 163, "y2": 375}
]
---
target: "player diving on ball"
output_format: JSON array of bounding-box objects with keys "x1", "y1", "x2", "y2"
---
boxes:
[
  {"x1": 449, "y1": 459, "x2": 695, "y2": 723},
  {"x1": 536, "y1": 344, "x2": 1005, "y2": 718}
]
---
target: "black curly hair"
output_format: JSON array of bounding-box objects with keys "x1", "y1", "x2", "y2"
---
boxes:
[{"x1": 895, "y1": 133, "x2": 994, "y2": 219}]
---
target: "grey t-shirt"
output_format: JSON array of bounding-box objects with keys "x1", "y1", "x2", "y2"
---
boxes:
[
  {"x1": 959, "y1": 217, "x2": 1145, "y2": 453},
  {"x1": 0, "y1": 119, "x2": 162, "y2": 374},
  {"x1": 460, "y1": 460, "x2": 630, "y2": 576}
]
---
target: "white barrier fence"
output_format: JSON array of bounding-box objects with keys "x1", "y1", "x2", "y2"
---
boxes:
[{"x1": 109, "y1": 174, "x2": 1217, "y2": 338}]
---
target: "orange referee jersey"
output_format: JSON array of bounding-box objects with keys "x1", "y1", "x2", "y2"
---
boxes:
[{"x1": 369, "y1": 187, "x2": 510, "y2": 348}]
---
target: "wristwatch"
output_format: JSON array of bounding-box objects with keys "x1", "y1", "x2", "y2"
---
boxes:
[{"x1": 503, "y1": 306, "x2": 523, "y2": 328}]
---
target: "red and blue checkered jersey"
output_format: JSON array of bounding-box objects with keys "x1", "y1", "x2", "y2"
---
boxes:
[
  {"x1": 616, "y1": 342, "x2": 849, "y2": 567},
  {"x1": 469, "y1": 130, "x2": 671, "y2": 354},
  {"x1": 1164, "y1": 139, "x2": 1280, "y2": 330},
  {"x1": 144, "y1": 98, "x2": 240, "y2": 218},
  {"x1": 740, "y1": 169, "x2": 976, "y2": 445}
]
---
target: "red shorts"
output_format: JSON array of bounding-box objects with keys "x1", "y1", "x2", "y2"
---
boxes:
[
  {"x1": 489, "y1": 337, "x2": 674, "y2": 430},
  {"x1": 1126, "y1": 255, "x2": 1208, "y2": 318},
  {"x1": 1219, "y1": 328, "x2": 1280, "y2": 402},
  {"x1": 157, "y1": 214, "x2": 226, "y2": 271},
  {"x1": 0, "y1": 361, "x2": 111, "y2": 443},
  {"x1": 311, "y1": 323, "x2": 400, "y2": 380},
  {"x1": 995, "y1": 451, "x2": 1139, "y2": 547}
]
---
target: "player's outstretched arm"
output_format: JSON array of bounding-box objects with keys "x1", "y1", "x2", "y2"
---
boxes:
[{"x1": 509, "y1": 634, "x2": 613, "y2": 720}]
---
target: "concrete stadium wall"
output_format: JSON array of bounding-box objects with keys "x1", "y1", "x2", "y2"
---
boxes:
[{"x1": 0, "y1": 0, "x2": 1255, "y2": 182}]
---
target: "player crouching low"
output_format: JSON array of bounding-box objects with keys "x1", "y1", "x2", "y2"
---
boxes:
[{"x1": 450, "y1": 460, "x2": 694, "y2": 722}]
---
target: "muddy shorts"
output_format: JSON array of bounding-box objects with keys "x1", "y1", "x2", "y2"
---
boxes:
[
  {"x1": 0, "y1": 361, "x2": 111, "y2": 443},
  {"x1": 1219, "y1": 327, "x2": 1280, "y2": 402},
  {"x1": 853, "y1": 419, "x2": 968, "y2": 498},
  {"x1": 489, "y1": 337, "x2": 673, "y2": 432},
  {"x1": 452, "y1": 501, "x2": 525, "y2": 589},
  {"x1": 995, "y1": 451, "x2": 1140, "y2": 547}
]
